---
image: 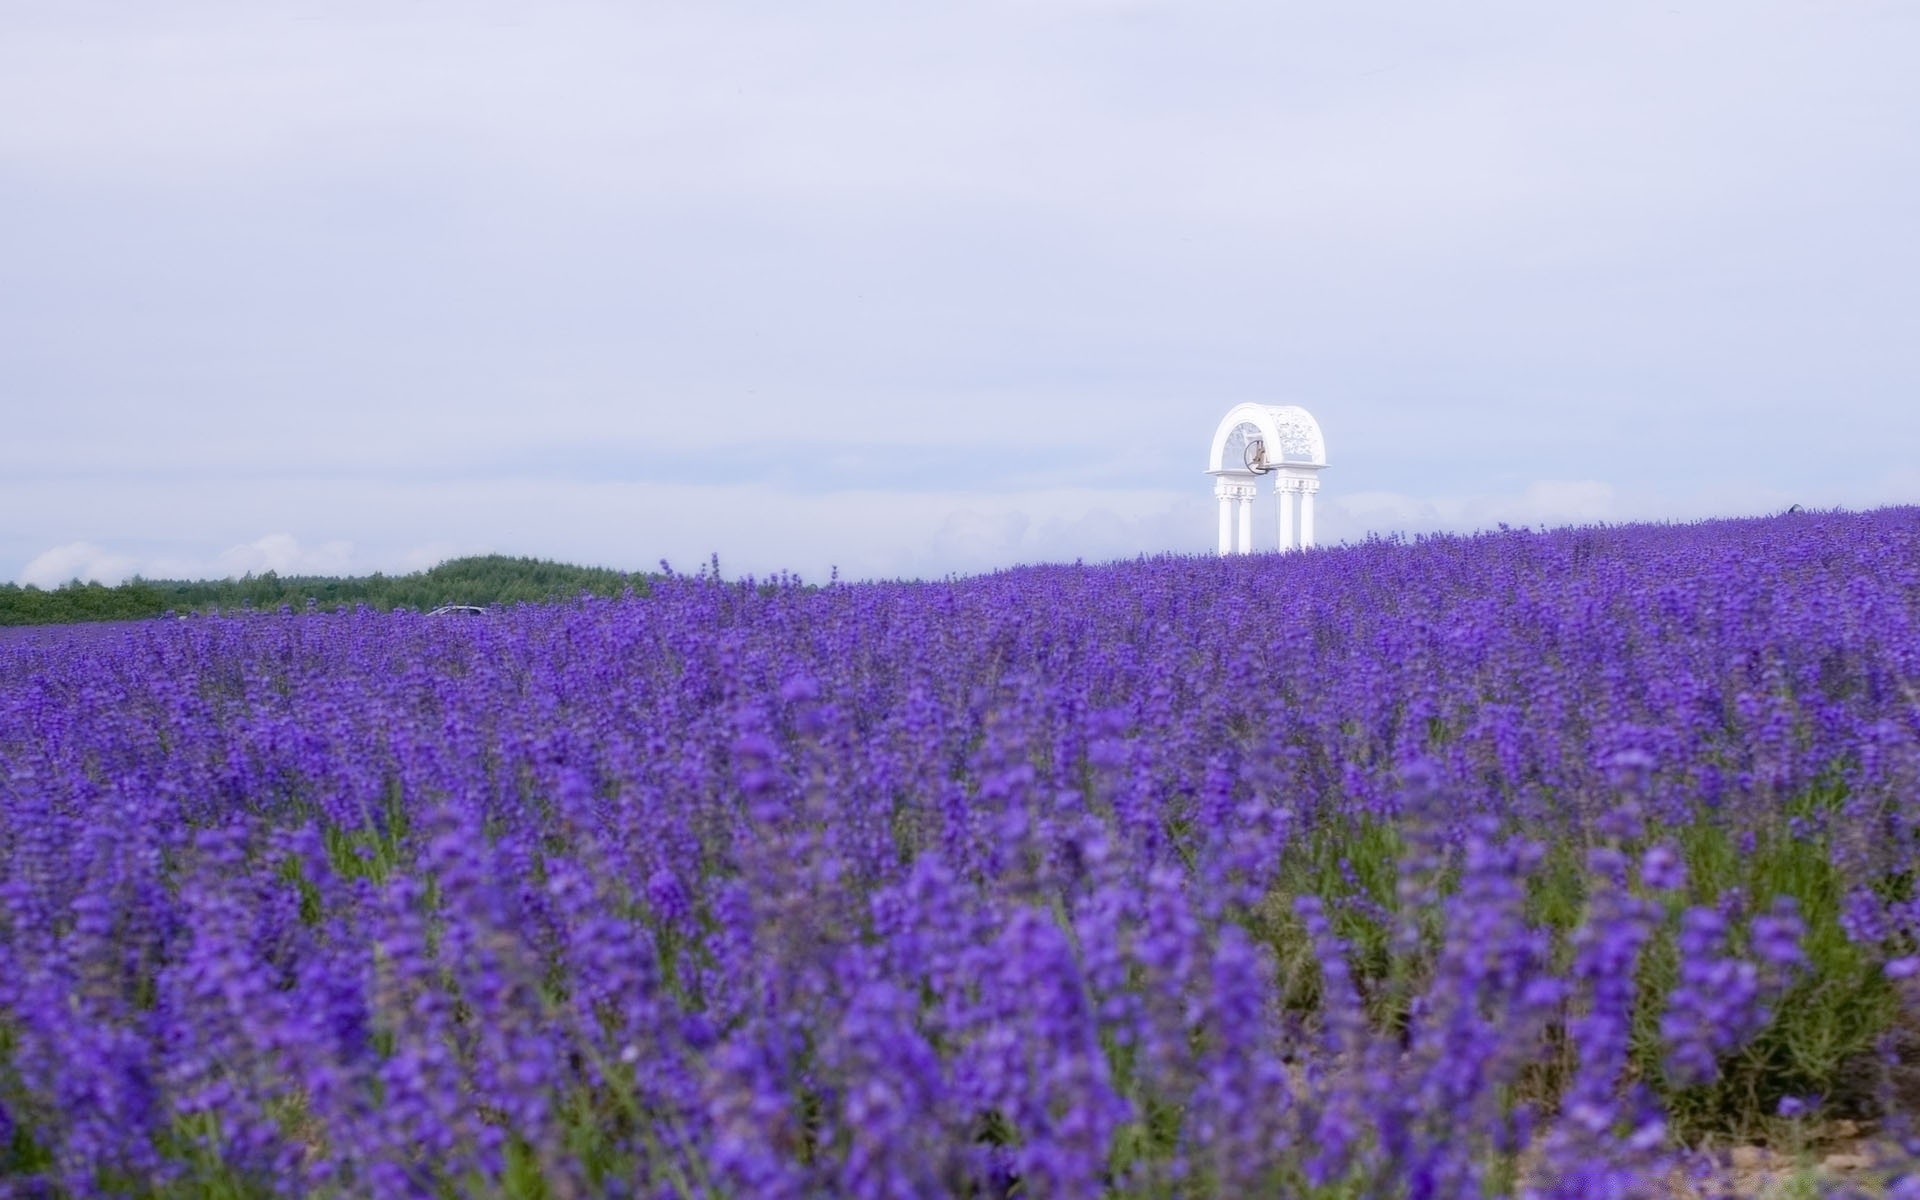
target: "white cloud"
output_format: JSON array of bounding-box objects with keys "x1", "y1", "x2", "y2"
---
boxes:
[
  {"x1": 1324, "y1": 480, "x2": 1621, "y2": 537},
  {"x1": 8, "y1": 472, "x2": 1909, "y2": 592},
  {"x1": 92, "y1": 529, "x2": 374, "y2": 583},
  {"x1": 0, "y1": 475, "x2": 1207, "y2": 585},
  {"x1": 212, "y1": 533, "x2": 358, "y2": 578},
  {"x1": 925, "y1": 510, "x2": 1033, "y2": 575},
  {"x1": 1308, "y1": 474, "x2": 1887, "y2": 547},
  {"x1": 18, "y1": 541, "x2": 138, "y2": 588}
]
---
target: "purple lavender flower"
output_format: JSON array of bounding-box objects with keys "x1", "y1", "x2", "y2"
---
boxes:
[
  {"x1": 1639, "y1": 842, "x2": 1687, "y2": 892},
  {"x1": 1776, "y1": 1094, "x2": 1816, "y2": 1118},
  {"x1": 0, "y1": 507, "x2": 1917, "y2": 1192}
]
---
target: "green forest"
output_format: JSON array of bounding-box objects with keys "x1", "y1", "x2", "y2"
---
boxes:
[{"x1": 0, "y1": 555, "x2": 647, "y2": 626}]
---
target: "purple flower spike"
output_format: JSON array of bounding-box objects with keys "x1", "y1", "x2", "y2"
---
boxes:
[
  {"x1": 1776, "y1": 1095, "x2": 1816, "y2": 1118},
  {"x1": 1640, "y1": 843, "x2": 1687, "y2": 892},
  {"x1": 1, "y1": 505, "x2": 1916, "y2": 1192}
]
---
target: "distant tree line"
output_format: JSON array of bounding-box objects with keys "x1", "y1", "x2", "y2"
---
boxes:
[{"x1": 0, "y1": 555, "x2": 648, "y2": 626}]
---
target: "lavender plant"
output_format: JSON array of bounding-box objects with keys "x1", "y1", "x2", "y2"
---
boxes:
[{"x1": 3, "y1": 508, "x2": 1920, "y2": 1197}]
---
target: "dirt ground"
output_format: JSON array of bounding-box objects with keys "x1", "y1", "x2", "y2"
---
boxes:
[{"x1": 1516, "y1": 1122, "x2": 1911, "y2": 1198}]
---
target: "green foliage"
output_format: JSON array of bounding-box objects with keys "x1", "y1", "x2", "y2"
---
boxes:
[
  {"x1": 1254, "y1": 794, "x2": 1905, "y2": 1144},
  {"x1": 0, "y1": 556, "x2": 649, "y2": 626},
  {"x1": 0, "y1": 578, "x2": 168, "y2": 625},
  {"x1": 319, "y1": 786, "x2": 414, "y2": 887},
  {"x1": 1654, "y1": 813, "x2": 1898, "y2": 1141}
]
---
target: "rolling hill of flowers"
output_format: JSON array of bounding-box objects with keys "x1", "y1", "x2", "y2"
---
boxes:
[{"x1": 5, "y1": 509, "x2": 1920, "y2": 1198}]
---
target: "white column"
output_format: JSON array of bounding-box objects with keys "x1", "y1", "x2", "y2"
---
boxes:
[
  {"x1": 1300, "y1": 486, "x2": 1317, "y2": 549},
  {"x1": 1277, "y1": 485, "x2": 1296, "y2": 552},
  {"x1": 1216, "y1": 492, "x2": 1233, "y2": 556},
  {"x1": 1236, "y1": 493, "x2": 1253, "y2": 554}
]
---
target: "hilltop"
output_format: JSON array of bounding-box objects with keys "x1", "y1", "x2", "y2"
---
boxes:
[{"x1": 0, "y1": 554, "x2": 644, "y2": 626}]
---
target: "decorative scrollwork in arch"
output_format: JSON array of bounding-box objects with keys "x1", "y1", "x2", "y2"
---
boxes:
[{"x1": 1206, "y1": 404, "x2": 1328, "y2": 555}]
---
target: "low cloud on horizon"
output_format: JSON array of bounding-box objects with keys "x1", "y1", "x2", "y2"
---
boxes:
[{"x1": 17, "y1": 466, "x2": 1916, "y2": 589}]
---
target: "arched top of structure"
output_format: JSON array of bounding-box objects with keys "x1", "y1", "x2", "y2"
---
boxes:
[{"x1": 1206, "y1": 403, "x2": 1327, "y2": 473}]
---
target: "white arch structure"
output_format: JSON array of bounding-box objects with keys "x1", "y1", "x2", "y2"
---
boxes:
[{"x1": 1205, "y1": 404, "x2": 1327, "y2": 555}]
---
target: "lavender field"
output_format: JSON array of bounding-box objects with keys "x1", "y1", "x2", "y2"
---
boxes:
[{"x1": 6, "y1": 510, "x2": 1920, "y2": 1198}]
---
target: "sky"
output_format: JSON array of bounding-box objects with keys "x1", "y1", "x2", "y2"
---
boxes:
[{"x1": 4, "y1": 1, "x2": 1917, "y2": 586}]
